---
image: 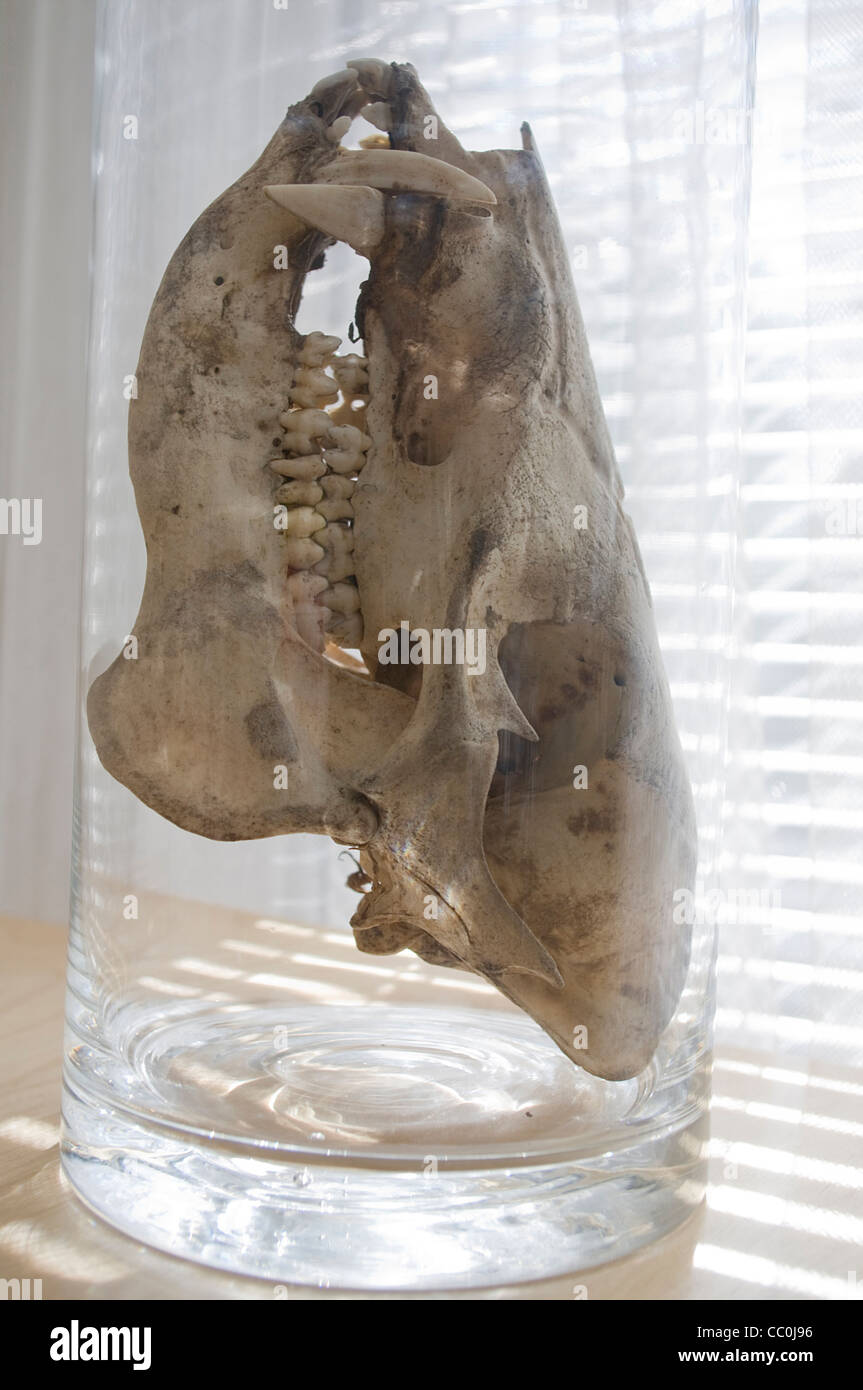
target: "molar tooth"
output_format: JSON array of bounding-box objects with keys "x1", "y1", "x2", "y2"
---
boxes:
[
  {"x1": 265, "y1": 184, "x2": 385, "y2": 256},
  {"x1": 313, "y1": 523, "x2": 355, "y2": 582},
  {"x1": 326, "y1": 612, "x2": 364, "y2": 647},
  {"x1": 297, "y1": 366, "x2": 338, "y2": 393},
  {"x1": 322, "y1": 449, "x2": 364, "y2": 475},
  {"x1": 286, "y1": 572, "x2": 328, "y2": 601},
  {"x1": 278, "y1": 406, "x2": 333, "y2": 455},
  {"x1": 289, "y1": 365, "x2": 339, "y2": 407},
  {"x1": 269, "y1": 455, "x2": 326, "y2": 480},
  {"x1": 285, "y1": 506, "x2": 326, "y2": 538},
  {"x1": 326, "y1": 422, "x2": 372, "y2": 453},
  {"x1": 360, "y1": 102, "x2": 391, "y2": 132},
  {"x1": 290, "y1": 387, "x2": 337, "y2": 409},
  {"x1": 275, "y1": 480, "x2": 324, "y2": 506},
  {"x1": 319, "y1": 522, "x2": 354, "y2": 553},
  {"x1": 281, "y1": 407, "x2": 332, "y2": 435},
  {"x1": 317, "y1": 497, "x2": 354, "y2": 521},
  {"x1": 316, "y1": 556, "x2": 354, "y2": 584},
  {"x1": 279, "y1": 435, "x2": 320, "y2": 457},
  {"x1": 320, "y1": 475, "x2": 355, "y2": 500},
  {"x1": 323, "y1": 581, "x2": 361, "y2": 615},
  {"x1": 294, "y1": 607, "x2": 327, "y2": 653},
  {"x1": 331, "y1": 354, "x2": 369, "y2": 395},
  {"x1": 288, "y1": 567, "x2": 330, "y2": 652},
  {"x1": 284, "y1": 537, "x2": 325, "y2": 569},
  {"x1": 299, "y1": 332, "x2": 342, "y2": 366}
]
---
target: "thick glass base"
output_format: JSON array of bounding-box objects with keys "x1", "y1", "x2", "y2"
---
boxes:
[{"x1": 62, "y1": 1002, "x2": 707, "y2": 1290}]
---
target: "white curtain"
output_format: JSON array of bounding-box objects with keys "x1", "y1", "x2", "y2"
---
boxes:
[
  {"x1": 1, "y1": 0, "x2": 860, "y2": 1081},
  {"x1": 720, "y1": 0, "x2": 863, "y2": 1069}
]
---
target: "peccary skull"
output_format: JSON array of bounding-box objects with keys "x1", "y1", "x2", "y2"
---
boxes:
[{"x1": 88, "y1": 60, "x2": 697, "y2": 1081}]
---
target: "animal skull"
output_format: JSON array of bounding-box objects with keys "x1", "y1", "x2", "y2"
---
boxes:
[{"x1": 88, "y1": 60, "x2": 697, "y2": 1081}]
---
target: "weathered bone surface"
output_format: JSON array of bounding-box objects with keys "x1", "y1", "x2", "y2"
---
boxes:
[{"x1": 88, "y1": 60, "x2": 697, "y2": 1081}]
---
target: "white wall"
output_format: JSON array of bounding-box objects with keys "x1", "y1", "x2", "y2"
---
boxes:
[{"x1": 0, "y1": 0, "x2": 98, "y2": 923}]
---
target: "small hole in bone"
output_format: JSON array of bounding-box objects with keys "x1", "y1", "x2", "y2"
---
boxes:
[
  {"x1": 613, "y1": 673, "x2": 627, "y2": 687},
  {"x1": 214, "y1": 276, "x2": 225, "y2": 285},
  {"x1": 272, "y1": 438, "x2": 282, "y2": 449}
]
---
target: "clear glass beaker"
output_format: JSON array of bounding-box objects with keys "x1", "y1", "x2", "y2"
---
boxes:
[{"x1": 63, "y1": 0, "x2": 753, "y2": 1290}]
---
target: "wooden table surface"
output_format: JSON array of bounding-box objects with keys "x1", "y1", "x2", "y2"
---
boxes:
[{"x1": 1, "y1": 913, "x2": 860, "y2": 1301}]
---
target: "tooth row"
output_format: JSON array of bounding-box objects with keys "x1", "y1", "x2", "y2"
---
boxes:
[
  {"x1": 273, "y1": 331, "x2": 371, "y2": 652},
  {"x1": 277, "y1": 412, "x2": 371, "y2": 460}
]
